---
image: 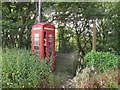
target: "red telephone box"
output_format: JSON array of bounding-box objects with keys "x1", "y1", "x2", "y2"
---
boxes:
[{"x1": 31, "y1": 23, "x2": 55, "y2": 70}]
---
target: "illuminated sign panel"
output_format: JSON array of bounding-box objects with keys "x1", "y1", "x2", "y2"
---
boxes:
[
  {"x1": 33, "y1": 27, "x2": 41, "y2": 30},
  {"x1": 44, "y1": 27, "x2": 54, "y2": 30}
]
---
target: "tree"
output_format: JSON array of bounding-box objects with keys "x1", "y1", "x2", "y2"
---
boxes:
[{"x1": 2, "y1": 2, "x2": 36, "y2": 48}]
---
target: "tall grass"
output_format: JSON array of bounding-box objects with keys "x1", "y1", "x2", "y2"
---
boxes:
[{"x1": 2, "y1": 48, "x2": 64, "y2": 88}]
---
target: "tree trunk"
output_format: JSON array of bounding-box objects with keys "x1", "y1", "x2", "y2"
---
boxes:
[
  {"x1": 76, "y1": 30, "x2": 85, "y2": 58},
  {"x1": 18, "y1": 29, "x2": 24, "y2": 48},
  {"x1": 58, "y1": 32, "x2": 61, "y2": 52},
  {"x1": 61, "y1": 29, "x2": 65, "y2": 53},
  {"x1": 77, "y1": 35, "x2": 85, "y2": 57}
]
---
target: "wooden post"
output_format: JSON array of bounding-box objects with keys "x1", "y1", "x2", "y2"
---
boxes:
[{"x1": 93, "y1": 23, "x2": 96, "y2": 50}]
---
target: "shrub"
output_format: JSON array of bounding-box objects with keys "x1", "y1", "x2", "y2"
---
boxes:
[
  {"x1": 84, "y1": 50, "x2": 118, "y2": 72},
  {"x1": 2, "y1": 48, "x2": 57, "y2": 88},
  {"x1": 70, "y1": 67, "x2": 119, "y2": 88},
  {"x1": 82, "y1": 69, "x2": 119, "y2": 88}
]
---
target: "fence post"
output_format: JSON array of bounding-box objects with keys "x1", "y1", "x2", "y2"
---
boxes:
[{"x1": 93, "y1": 23, "x2": 96, "y2": 50}]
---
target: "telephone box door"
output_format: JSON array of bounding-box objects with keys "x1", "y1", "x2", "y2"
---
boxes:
[{"x1": 46, "y1": 31, "x2": 55, "y2": 69}]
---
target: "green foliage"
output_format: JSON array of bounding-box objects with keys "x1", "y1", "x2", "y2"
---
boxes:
[
  {"x1": 2, "y1": 2, "x2": 36, "y2": 48},
  {"x1": 2, "y1": 2, "x2": 120, "y2": 56},
  {"x1": 84, "y1": 50, "x2": 118, "y2": 72},
  {"x1": 2, "y1": 48, "x2": 62, "y2": 88}
]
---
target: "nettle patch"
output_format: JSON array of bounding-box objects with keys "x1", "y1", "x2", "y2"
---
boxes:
[
  {"x1": 2, "y1": 48, "x2": 62, "y2": 88},
  {"x1": 84, "y1": 50, "x2": 118, "y2": 72}
]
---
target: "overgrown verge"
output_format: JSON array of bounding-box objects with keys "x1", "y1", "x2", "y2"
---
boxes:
[
  {"x1": 68, "y1": 50, "x2": 119, "y2": 88},
  {"x1": 71, "y1": 67, "x2": 119, "y2": 88},
  {"x1": 2, "y1": 48, "x2": 65, "y2": 88}
]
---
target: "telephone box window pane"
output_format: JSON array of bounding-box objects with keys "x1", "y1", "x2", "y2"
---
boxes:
[
  {"x1": 44, "y1": 46, "x2": 46, "y2": 57},
  {"x1": 34, "y1": 51, "x2": 39, "y2": 54},
  {"x1": 34, "y1": 46, "x2": 39, "y2": 50},
  {"x1": 49, "y1": 38, "x2": 53, "y2": 42},
  {"x1": 49, "y1": 34, "x2": 53, "y2": 37},
  {"x1": 49, "y1": 51, "x2": 53, "y2": 55},
  {"x1": 34, "y1": 33, "x2": 40, "y2": 37},
  {"x1": 44, "y1": 40, "x2": 46, "y2": 46},
  {"x1": 49, "y1": 43, "x2": 53, "y2": 46},
  {"x1": 44, "y1": 39, "x2": 46, "y2": 41},
  {"x1": 34, "y1": 42, "x2": 39, "y2": 46},
  {"x1": 49, "y1": 47, "x2": 53, "y2": 50},
  {"x1": 44, "y1": 39, "x2": 46, "y2": 46},
  {"x1": 34, "y1": 38, "x2": 39, "y2": 41}
]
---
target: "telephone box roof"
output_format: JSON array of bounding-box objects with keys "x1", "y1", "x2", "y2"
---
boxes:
[{"x1": 32, "y1": 22, "x2": 54, "y2": 27}]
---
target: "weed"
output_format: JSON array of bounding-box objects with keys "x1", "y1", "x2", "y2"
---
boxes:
[{"x1": 2, "y1": 48, "x2": 64, "y2": 88}]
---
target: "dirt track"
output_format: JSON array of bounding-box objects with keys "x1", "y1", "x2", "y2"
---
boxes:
[
  {"x1": 54, "y1": 53, "x2": 77, "y2": 73},
  {"x1": 52, "y1": 53, "x2": 78, "y2": 88}
]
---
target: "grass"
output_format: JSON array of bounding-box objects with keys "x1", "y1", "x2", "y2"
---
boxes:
[
  {"x1": 1, "y1": 48, "x2": 63, "y2": 88},
  {"x1": 1, "y1": 47, "x2": 71, "y2": 88},
  {"x1": 3, "y1": 47, "x2": 119, "y2": 88}
]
